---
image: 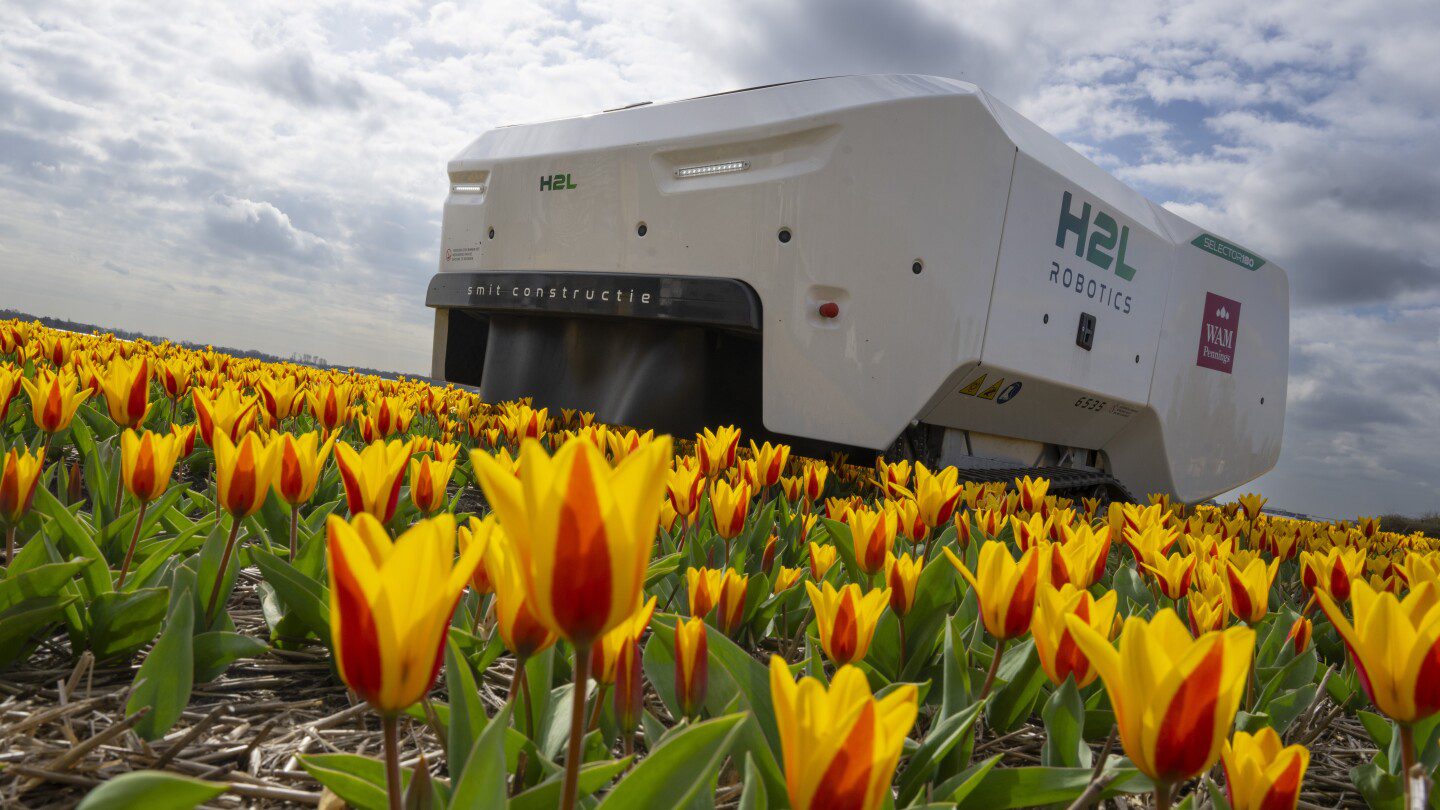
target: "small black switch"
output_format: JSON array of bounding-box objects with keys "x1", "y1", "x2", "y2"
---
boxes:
[{"x1": 1076, "y1": 312, "x2": 1096, "y2": 351}]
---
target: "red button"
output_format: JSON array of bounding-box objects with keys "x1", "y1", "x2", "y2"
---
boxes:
[{"x1": 818, "y1": 302, "x2": 840, "y2": 319}]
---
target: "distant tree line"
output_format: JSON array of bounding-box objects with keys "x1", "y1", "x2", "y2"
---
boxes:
[{"x1": 0, "y1": 308, "x2": 423, "y2": 383}]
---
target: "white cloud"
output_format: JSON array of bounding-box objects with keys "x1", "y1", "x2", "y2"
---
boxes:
[{"x1": 0, "y1": 0, "x2": 1437, "y2": 516}]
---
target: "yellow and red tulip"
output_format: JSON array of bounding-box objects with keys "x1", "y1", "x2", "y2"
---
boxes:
[
  {"x1": 0, "y1": 364, "x2": 22, "y2": 422},
  {"x1": 687, "y1": 567, "x2": 724, "y2": 618},
  {"x1": 750, "y1": 440, "x2": 791, "y2": 488},
  {"x1": 808, "y1": 541, "x2": 838, "y2": 581},
  {"x1": 944, "y1": 541, "x2": 1041, "y2": 640},
  {"x1": 1187, "y1": 588, "x2": 1229, "y2": 636},
  {"x1": 96, "y1": 355, "x2": 151, "y2": 430},
  {"x1": 675, "y1": 616, "x2": 709, "y2": 719},
  {"x1": 1316, "y1": 579, "x2": 1440, "y2": 724},
  {"x1": 768, "y1": 656, "x2": 918, "y2": 810},
  {"x1": 0, "y1": 447, "x2": 45, "y2": 526},
  {"x1": 335, "y1": 440, "x2": 412, "y2": 524},
  {"x1": 805, "y1": 581, "x2": 890, "y2": 665},
  {"x1": 848, "y1": 504, "x2": 898, "y2": 575},
  {"x1": 408, "y1": 453, "x2": 457, "y2": 515},
  {"x1": 192, "y1": 387, "x2": 260, "y2": 446},
  {"x1": 666, "y1": 463, "x2": 705, "y2": 518},
  {"x1": 591, "y1": 596, "x2": 657, "y2": 686},
  {"x1": 213, "y1": 431, "x2": 278, "y2": 519},
  {"x1": 1223, "y1": 557, "x2": 1280, "y2": 625},
  {"x1": 696, "y1": 425, "x2": 740, "y2": 477},
  {"x1": 1031, "y1": 582, "x2": 1117, "y2": 688},
  {"x1": 170, "y1": 422, "x2": 199, "y2": 458},
  {"x1": 801, "y1": 462, "x2": 828, "y2": 503},
  {"x1": 326, "y1": 513, "x2": 483, "y2": 713},
  {"x1": 913, "y1": 463, "x2": 962, "y2": 528},
  {"x1": 484, "y1": 525, "x2": 557, "y2": 659},
  {"x1": 471, "y1": 435, "x2": 671, "y2": 646},
  {"x1": 457, "y1": 516, "x2": 496, "y2": 596},
  {"x1": 709, "y1": 478, "x2": 752, "y2": 540},
  {"x1": 716, "y1": 569, "x2": 749, "y2": 634},
  {"x1": 120, "y1": 429, "x2": 183, "y2": 504},
  {"x1": 1015, "y1": 474, "x2": 1050, "y2": 514},
  {"x1": 773, "y1": 565, "x2": 803, "y2": 594},
  {"x1": 1143, "y1": 552, "x2": 1198, "y2": 601},
  {"x1": 885, "y1": 552, "x2": 924, "y2": 617},
  {"x1": 271, "y1": 431, "x2": 335, "y2": 507},
  {"x1": 1286, "y1": 616, "x2": 1312, "y2": 655},
  {"x1": 1066, "y1": 609, "x2": 1255, "y2": 785},
  {"x1": 22, "y1": 368, "x2": 90, "y2": 433},
  {"x1": 306, "y1": 381, "x2": 353, "y2": 434},
  {"x1": 1221, "y1": 728, "x2": 1309, "y2": 810}
]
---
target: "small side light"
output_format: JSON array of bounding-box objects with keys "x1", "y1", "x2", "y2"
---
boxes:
[
  {"x1": 674, "y1": 160, "x2": 749, "y2": 179},
  {"x1": 818, "y1": 302, "x2": 840, "y2": 319}
]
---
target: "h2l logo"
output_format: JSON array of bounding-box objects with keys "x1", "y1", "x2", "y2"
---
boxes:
[
  {"x1": 1056, "y1": 191, "x2": 1139, "y2": 281},
  {"x1": 540, "y1": 173, "x2": 577, "y2": 191}
]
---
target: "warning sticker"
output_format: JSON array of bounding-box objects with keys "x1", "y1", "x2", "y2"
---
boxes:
[
  {"x1": 958, "y1": 375, "x2": 987, "y2": 397},
  {"x1": 956, "y1": 373, "x2": 1021, "y2": 405},
  {"x1": 1196, "y1": 292, "x2": 1240, "y2": 374}
]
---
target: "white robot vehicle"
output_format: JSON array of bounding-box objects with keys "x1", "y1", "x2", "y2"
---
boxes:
[{"x1": 427, "y1": 75, "x2": 1288, "y2": 502}]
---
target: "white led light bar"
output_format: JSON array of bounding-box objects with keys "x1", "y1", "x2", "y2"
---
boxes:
[
  {"x1": 673, "y1": 160, "x2": 749, "y2": 179},
  {"x1": 451, "y1": 183, "x2": 486, "y2": 194}
]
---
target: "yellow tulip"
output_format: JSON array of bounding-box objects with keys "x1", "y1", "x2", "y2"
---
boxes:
[
  {"x1": 687, "y1": 566, "x2": 725, "y2": 618},
  {"x1": 884, "y1": 552, "x2": 924, "y2": 617},
  {"x1": 675, "y1": 616, "x2": 709, "y2": 719},
  {"x1": 944, "y1": 541, "x2": 1041, "y2": 640},
  {"x1": 21, "y1": 368, "x2": 90, "y2": 433},
  {"x1": 119, "y1": 428, "x2": 182, "y2": 505},
  {"x1": 805, "y1": 581, "x2": 890, "y2": 665},
  {"x1": 213, "y1": 430, "x2": 278, "y2": 519},
  {"x1": 848, "y1": 504, "x2": 898, "y2": 575},
  {"x1": 695, "y1": 425, "x2": 740, "y2": 477},
  {"x1": 1222, "y1": 557, "x2": 1280, "y2": 625},
  {"x1": 808, "y1": 541, "x2": 838, "y2": 580},
  {"x1": 1031, "y1": 582, "x2": 1117, "y2": 687},
  {"x1": 1221, "y1": 728, "x2": 1308, "y2": 810},
  {"x1": 716, "y1": 569, "x2": 749, "y2": 634},
  {"x1": 97, "y1": 355, "x2": 151, "y2": 429},
  {"x1": 769, "y1": 656, "x2": 918, "y2": 810},
  {"x1": 326, "y1": 513, "x2": 483, "y2": 713},
  {"x1": 192, "y1": 385, "x2": 260, "y2": 446},
  {"x1": 335, "y1": 439, "x2": 413, "y2": 524},
  {"x1": 749, "y1": 440, "x2": 791, "y2": 488},
  {"x1": 1066, "y1": 609, "x2": 1254, "y2": 787},
  {"x1": 471, "y1": 435, "x2": 671, "y2": 647},
  {"x1": 1, "y1": 447, "x2": 44, "y2": 561},
  {"x1": 709, "y1": 478, "x2": 752, "y2": 540},
  {"x1": 773, "y1": 565, "x2": 804, "y2": 594},
  {"x1": 1316, "y1": 579, "x2": 1440, "y2": 724},
  {"x1": 271, "y1": 431, "x2": 335, "y2": 507},
  {"x1": 912, "y1": 463, "x2": 962, "y2": 528},
  {"x1": 408, "y1": 454, "x2": 457, "y2": 515},
  {"x1": 483, "y1": 524, "x2": 557, "y2": 659}
]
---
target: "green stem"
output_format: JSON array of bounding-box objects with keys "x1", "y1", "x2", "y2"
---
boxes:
[
  {"x1": 117, "y1": 501, "x2": 148, "y2": 588},
  {"x1": 897, "y1": 618, "x2": 908, "y2": 673},
  {"x1": 288, "y1": 504, "x2": 300, "y2": 562},
  {"x1": 203, "y1": 517, "x2": 242, "y2": 627},
  {"x1": 1401, "y1": 723, "x2": 1417, "y2": 808},
  {"x1": 561, "y1": 643, "x2": 591, "y2": 810},
  {"x1": 979, "y1": 637, "x2": 1008, "y2": 701},
  {"x1": 4, "y1": 525, "x2": 14, "y2": 568},
  {"x1": 1154, "y1": 781, "x2": 1172, "y2": 810},
  {"x1": 382, "y1": 713, "x2": 403, "y2": 810}
]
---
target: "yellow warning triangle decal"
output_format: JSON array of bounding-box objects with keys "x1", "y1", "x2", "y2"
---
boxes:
[
  {"x1": 959, "y1": 374, "x2": 986, "y2": 397},
  {"x1": 978, "y1": 378, "x2": 1005, "y2": 400}
]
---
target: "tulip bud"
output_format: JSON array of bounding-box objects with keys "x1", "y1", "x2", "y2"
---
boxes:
[
  {"x1": 686, "y1": 567, "x2": 724, "y2": 618},
  {"x1": 1286, "y1": 616, "x2": 1312, "y2": 656},
  {"x1": 675, "y1": 616, "x2": 709, "y2": 720},
  {"x1": 716, "y1": 570, "x2": 749, "y2": 635},
  {"x1": 885, "y1": 553, "x2": 924, "y2": 617},
  {"x1": 613, "y1": 638, "x2": 644, "y2": 735},
  {"x1": 761, "y1": 533, "x2": 779, "y2": 574}
]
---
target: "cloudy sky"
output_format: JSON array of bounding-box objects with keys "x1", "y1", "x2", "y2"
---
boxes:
[{"x1": 2, "y1": 0, "x2": 1437, "y2": 518}]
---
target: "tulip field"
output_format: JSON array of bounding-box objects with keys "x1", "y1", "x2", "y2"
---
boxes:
[{"x1": 3, "y1": 319, "x2": 1439, "y2": 810}]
